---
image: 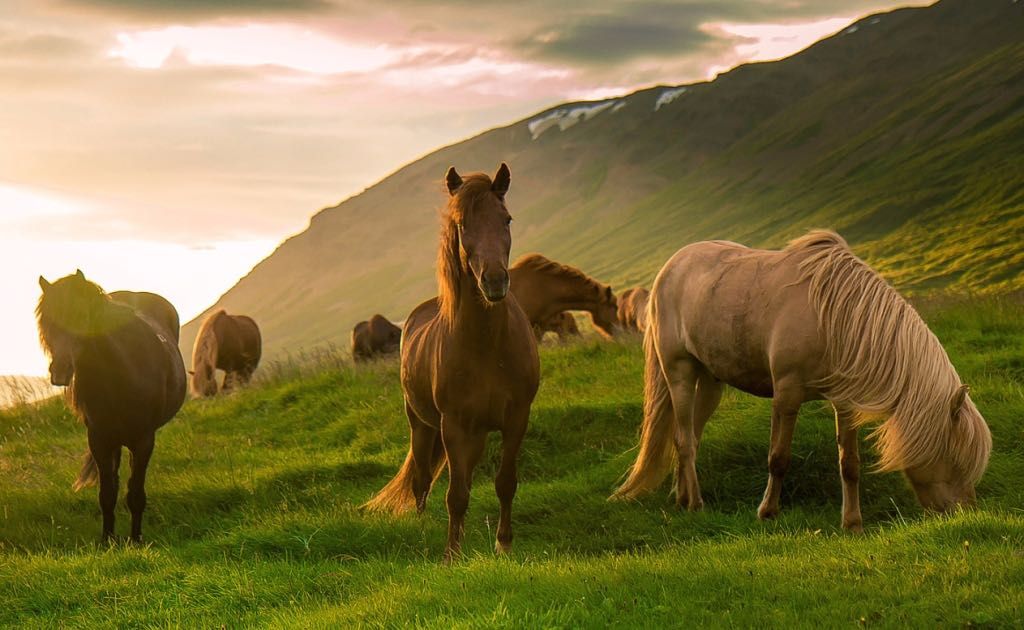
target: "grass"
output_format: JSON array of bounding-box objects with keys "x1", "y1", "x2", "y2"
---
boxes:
[{"x1": 2, "y1": 297, "x2": 1023, "y2": 627}]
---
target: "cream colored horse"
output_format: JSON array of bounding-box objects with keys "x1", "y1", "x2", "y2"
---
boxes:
[{"x1": 612, "y1": 230, "x2": 991, "y2": 531}]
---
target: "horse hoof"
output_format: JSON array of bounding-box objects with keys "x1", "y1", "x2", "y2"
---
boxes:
[
  {"x1": 688, "y1": 499, "x2": 704, "y2": 512},
  {"x1": 757, "y1": 505, "x2": 779, "y2": 520},
  {"x1": 844, "y1": 521, "x2": 864, "y2": 534},
  {"x1": 495, "y1": 540, "x2": 512, "y2": 555}
]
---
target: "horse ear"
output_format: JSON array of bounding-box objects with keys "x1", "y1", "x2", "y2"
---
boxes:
[
  {"x1": 492, "y1": 162, "x2": 510, "y2": 198},
  {"x1": 75, "y1": 269, "x2": 85, "y2": 280},
  {"x1": 39, "y1": 276, "x2": 51, "y2": 292},
  {"x1": 951, "y1": 384, "x2": 971, "y2": 419},
  {"x1": 605, "y1": 286, "x2": 613, "y2": 302},
  {"x1": 446, "y1": 167, "x2": 462, "y2": 196}
]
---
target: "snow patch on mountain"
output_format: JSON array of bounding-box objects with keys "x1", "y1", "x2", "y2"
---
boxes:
[
  {"x1": 527, "y1": 100, "x2": 621, "y2": 140},
  {"x1": 654, "y1": 87, "x2": 687, "y2": 111}
]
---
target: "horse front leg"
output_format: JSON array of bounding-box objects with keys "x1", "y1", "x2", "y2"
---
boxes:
[
  {"x1": 88, "y1": 432, "x2": 120, "y2": 543},
  {"x1": 757, "y1": 384, "x2": 803, "y2": 520},
  {"x1": 440, "y1": 415, "x2": 486, "y2": 564},
  {"x1": 495, "y1": 405, "x2": 529, "y2": 555},
  {"x1": 126, "y1": 432, "x2": 155, "y2": 543},
  {"x1": 834, "y1": 405, "x2": 863, "y2": 533}
]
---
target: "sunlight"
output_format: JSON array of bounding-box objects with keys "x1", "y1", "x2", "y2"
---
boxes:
[
  {"x1": 0, "y1": 184, "x2": 85, "y2": 220},
  {"x1": 109, "y1": 24, "x2": 402, "y2": 74}
]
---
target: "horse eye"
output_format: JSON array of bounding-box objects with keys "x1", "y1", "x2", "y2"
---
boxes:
[{"x1": 506, "y1": 217, "x2": 513, "y2": 226}]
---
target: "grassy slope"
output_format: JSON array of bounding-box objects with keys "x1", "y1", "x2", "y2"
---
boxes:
[
  {"x1": 177, "y1": 0, "x2": 1024, "y2": 364},
  {"x1": 3, "y1": 297, "x2": 1023, "y2": 627}
]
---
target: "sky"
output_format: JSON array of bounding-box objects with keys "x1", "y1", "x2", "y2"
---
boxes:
[{"x1": 0, "y1": 0, "x2": 929, "y2": 376}]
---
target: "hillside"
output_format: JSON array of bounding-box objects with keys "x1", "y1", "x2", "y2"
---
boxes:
[
  {"x1": 179, "y1": 0, "x2": 1024, "y2": 363},
  {"x1": 3, "y1": 297, "x2": 1023, "y2": 625}
]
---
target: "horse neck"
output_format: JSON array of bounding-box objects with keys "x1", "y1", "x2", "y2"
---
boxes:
[
  {"x1": 541, "y1": 272, "x2": 601, "y2": 314},
  {"x1": 450, "y1": 269, "x2": 510, "y2": 341}
]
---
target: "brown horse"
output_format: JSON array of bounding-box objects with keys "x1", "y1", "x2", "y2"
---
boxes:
[
  {"x1": 364, "y1": 163, "x2": 539, "y2": 563},
  {"x1": 617, "y1": 287, "x2": 649, "y2": 333},
  {"x1": 109, "y1": 291, "x2": 181, "y2": 342},
  {"x1": 509, "y1": 254, "x2": 618, "y2": 340},
  {"x1": 535, "y1": 311, "x2": 581, "y2": 342},
  {"x1": 351, "y1": 314, "x2": 402, "y2": 362},
  {"x1": 190, "y1": 310, "x2": 262, "y2": 397},
  {"x1": 612, "y1": 231, "x2": 991, "y2": 531},
  {"x1": 36, "y1": 270, "x2": 186, "y2": 542}
]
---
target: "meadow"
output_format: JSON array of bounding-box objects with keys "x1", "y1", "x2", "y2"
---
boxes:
[{"x1": 2, "y1": 296, "x2": 1023, "y2": 627}]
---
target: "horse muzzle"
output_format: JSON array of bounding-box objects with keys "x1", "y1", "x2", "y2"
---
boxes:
[
  {"x1": 49, "y1": 364, "x2": 72, "y2": 387},
  {"x1": 479, "y1": 270, "x2": 510, "y2": 303}
]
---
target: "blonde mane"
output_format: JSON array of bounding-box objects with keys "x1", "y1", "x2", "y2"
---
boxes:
[
  {"x1": 789, "y1": 230, "x2": 990, "y2": 481},
  {"x1": 190, "y1": 309, "x2": 223, "y2": 396},
  {"x1": 511, "y1": 253, "x2": 609, "y2": 300}
]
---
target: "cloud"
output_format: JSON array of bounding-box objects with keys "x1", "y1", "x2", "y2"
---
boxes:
[{"x1": 50, "y1": 0, "x2": 334, "y2": 22}]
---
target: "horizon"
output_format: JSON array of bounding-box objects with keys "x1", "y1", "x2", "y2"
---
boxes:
[{"x1": 1, "y1": 0, "x2": 931, "y2": 376}]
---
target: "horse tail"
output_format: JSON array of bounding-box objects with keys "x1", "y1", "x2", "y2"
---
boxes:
[
  {"x1": 73, "y1": 450, "x2": 98, "y2": 491},
  {"x1": 611, "y1": 319, "x2": 676, "y2": 500},
  {"x1": 363, "y1": 432, "x2": 446, "y2": 514}
]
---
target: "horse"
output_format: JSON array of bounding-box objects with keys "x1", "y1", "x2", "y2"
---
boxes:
[
  {"x1": 611, "y1": 231, "x2": 991, "y2": 532},
  {"x1": 364, "y1": 163, "x2": 539, "y2": 563},
  {"x1": 351, "y1": 314, "x2": 402, "y2": 362},
  {"x1": 109, "y1": 291, "x2": 180, "y2": 342},
  {"x1": 534, "y1": 311, "x2": 581, "y2": 342},
  {"x1": 190, "y1": 309, "x2": 262, "y2": 397},
  {"x1": 509, "y1": 254, "x2": 618, "y2": 340},
  {"x1": 36, "y1": 270, "x2": 186, "y2": 542},
  {"x1": 617, "y1": 287, "x2": 649, "y2": 333}
]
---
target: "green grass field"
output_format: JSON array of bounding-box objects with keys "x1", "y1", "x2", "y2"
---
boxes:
[{"x1": 2, "y1": 297, "x2": 1023, "y2": 627}]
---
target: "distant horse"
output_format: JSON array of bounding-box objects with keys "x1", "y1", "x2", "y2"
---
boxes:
[
  {"x1": 509, "y1": 253, "x2": 618, "y2": 340},
  {"x1": 364, "y1": 163, "x2": 539, "y2": 563},
  {"x1": 190, "y1": 310, "x2": 262, "y2": 397},
  {"x1": 109, "y1": 291, "x2": 180, "y2": 342},
  {"x1": 534, "y1": 311, "x2": 581, "y2": 342},
  {"x1": 612, "y1": 231, "x2": 991, "y2": 531},
  {"x1": 36, "y1": 270, "x2": 186, "y2": 542},
  {"x1": 617, "y1": 287, "x2": 649, "y2": 333},
  {"x1": 351, "y1": 315, "x2": 402, "y2": 362}
]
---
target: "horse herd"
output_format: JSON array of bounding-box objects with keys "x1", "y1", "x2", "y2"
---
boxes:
[{"x1": 34, "y1": 163, "x2": 991, "y2": 561}]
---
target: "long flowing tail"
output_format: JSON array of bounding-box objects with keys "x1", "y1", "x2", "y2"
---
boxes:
[
  {"x1": 73, "y1": 450, "x2": 98, "y2": 491},
  {"x1": 611, "y1": 322, "x2": 676, "y2": 500},
  {"x1": 363, "y1": 433, "x2": 446, "y2": 514}
]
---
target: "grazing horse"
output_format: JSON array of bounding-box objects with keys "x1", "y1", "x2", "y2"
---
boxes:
[
  {"x1": 617, "y1": 287, "x2": 649, "y2": 333},
  {"x1": 190, "y1": 310, "x2": 262, "y2": 397},
  {"x1": 351, "y1": 314, "x2": 402, "y2": 362},
  {"x1": 612, "y1": 231, "x2": 991, "y2": 531},
  {"x1": 36, "y1": 270, "x2": 186, "y2": 542},
  {"x1": 509, "y1": 253, "x2": 619, "y2": 340},
  {"x1": 535, "y1": 311, "x2": 581, "y2": 342},
  {"x1": 364, "y1": 163, "x2": 539, "y2": 563}
]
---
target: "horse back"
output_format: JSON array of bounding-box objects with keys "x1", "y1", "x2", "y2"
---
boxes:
[
  {"x1": 213, "y1": 314, "x2": 261, "y2": 372},
  {"x1": 109, "y1": 291, "x2": 181, "y2": 342}
]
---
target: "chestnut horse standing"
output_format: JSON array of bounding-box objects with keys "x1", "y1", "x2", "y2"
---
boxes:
[
  {"x1": 36, "y1": 270, "x2": 186, "y2": 542},
  {"x1": 617, "y1": 287, "x2": 650, "y2": 333},
  {"x1": 190, "y1": 310, "x2": 262, "y2": 397},
  {"x1": 509, "y1": 254, "x2": 618, "y2": 340},
  {"x1": 364, "y1": 163, "x2": 539, "y2": 562},
  {"x1": 612, "y1": 231, "x2": 991, "y2": 530},
  {"x1": 351, "y1": 314, "x2": 402, "y2": 362}
]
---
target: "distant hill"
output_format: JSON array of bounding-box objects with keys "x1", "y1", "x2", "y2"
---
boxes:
[{"x1": 180, "y1": 0, "x2": 1024, "y2": 364}]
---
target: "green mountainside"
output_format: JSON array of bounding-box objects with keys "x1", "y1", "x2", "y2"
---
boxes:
[{"x1": 180, "y1": 0, "x2": 1024, "y2": 363}]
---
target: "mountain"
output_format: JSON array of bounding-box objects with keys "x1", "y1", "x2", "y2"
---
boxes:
[{"x1": 180, "y1": 0, "x2": 1024, "y2": 364}]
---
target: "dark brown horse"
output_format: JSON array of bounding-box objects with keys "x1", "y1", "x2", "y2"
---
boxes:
[
  {"x1": 509, "y1": 254, "x2": 618, "y2": 340},
  {"x1": 109, "y1": 291, "x2": 181, "y2": 342},
  {"x1": 351, "y1": 314, "x2": 402, "y2": 362},
  {"x1": 364, "y1": 163, "x2": 539, "y2": 563},
  {"x1": 190, "y1": 310, "x2": 262, "y2": 397},
  {"x1": 617, "y1": 287, "x2": 650, "y2": 333},
  {"x1": 36, "y1": 270, "x2": 186, "y2": 543},
  {"x1": 534, "y1": 311, "x2": 581, "y2": 341}
]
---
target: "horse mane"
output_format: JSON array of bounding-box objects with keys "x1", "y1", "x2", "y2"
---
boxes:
[
  {"x1": 437, "y1": 172, "x2": 496, "y2": 325},
  {"x1": 190, "y1": 309, "x2": 224, "y2": 396},
  {"x1": 789, "y1": 230, "x2": 990, "y2": 482},
  {"x1": 511, "y1": 253, "x2": 609, "y2": 300}
]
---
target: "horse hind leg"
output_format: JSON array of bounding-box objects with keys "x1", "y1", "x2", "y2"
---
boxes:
[
  {"x1": 495, "y1": 405, "x2": 529, "y2": 555},
  {"x1": 692, "y1": 371, "x2": 723, "y2": 449},
  {"x1": 409, "y1": 405, "x2": 442, "y2": 514},
  {"x1": 440, "y1": 416, "x2": 487, "y2": 564},
  {"x1": 662, "y1": 356, "x2": 703, "y2": 511},
  {"x1": 126, "y1": 432, "x2": 155, "y2": 543},
  {"x1": 757, "y1": 382, "x2": 803, "y2": 520}
]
